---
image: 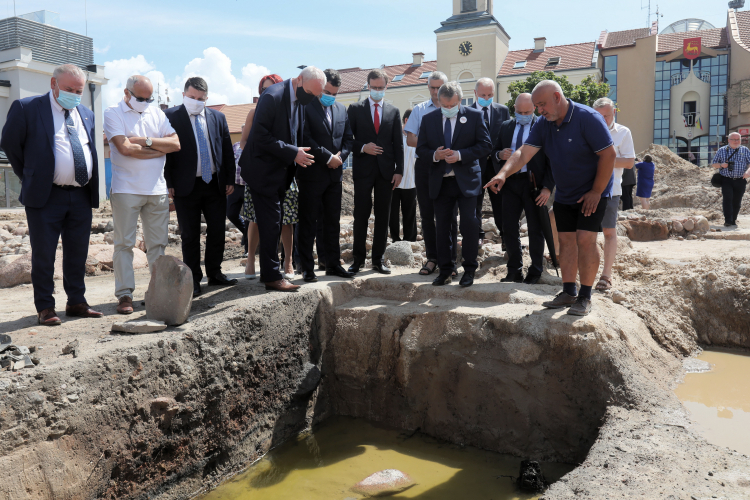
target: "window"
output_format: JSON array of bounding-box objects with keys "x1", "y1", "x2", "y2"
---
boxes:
[
  {"x1": 546, "y1": 56, "x2": 561, "y2": 66},
  {"x1": 461, "y1": 97, "x2": 475, "y2": 106},
  {"x1": 461, "y1": 0, "x2": 477, "y2": 12},
  {"x1": 419, "y1": 71, "x2": 432, "y2": 79},
  {"x1": 603, "y1": 55, "x2": 617, "y2": 103},
  {"x1": 513, "y1": 61, "x2": 526, "y2": 69},
  {"x1": 392, "y1": 74, "x2": 404, "y2": 82}
]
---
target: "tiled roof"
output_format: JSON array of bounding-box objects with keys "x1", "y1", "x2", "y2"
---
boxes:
[
  {"x1": 498, "y1": 42, "x2": 596, "y2": 77},
  {"x1": 737, "y1": 10, "x2": 750, "y2": 48},
  {"x1": 657, "y1": 27, "x2": 728, "y2": 53},
  {"x1": 337, "y1": 60, "x2": 438, "y2": 95},
  {"x1": 206, "y1": 103, "x2": 255, "y2": 134},
  {"x1": 600, "y1": 28, "x2": 651, "y2": 49}
]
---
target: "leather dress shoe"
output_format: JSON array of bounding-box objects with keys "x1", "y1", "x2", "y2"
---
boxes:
[
  {"x1": 65, "y1": 303, "x2": 103, "y2": 318},
  {"x1": 303, "y1": 271, "x2": 318, "y2": 283},
  {"x1": 193, "y1": 283, "x2": 202, "y2": 297},
  {"x1": 523, "y1": 274, "x2": 541, "y2": 285},
  {"x1": 348, "y1": 262, "x2": 363, "y2": 274},
  {"x1": 265, "y1": 279, "x2": 301, "y2": 292},
  {"x1": 208, "y1": 273, "x2": 238, "y2": 286},
  {"x1": 459, "y1": 270, "x2": 475, "y2": 287},
  {"x1": 432, "y1": 273, "x2": 452, "y2": 286},
  {"x1": 501, "y1": 273, "x2": 524, "y2": 283},
  {"x1": 372, "y1": 262, "x2": 391, "y2": 274},
  {"x1": 117, "y1": 296, "x2": 134, "y2": 315},
  {"x1": 326, "y1": 264, "x2": 355, "y2": 278},
  {"x1": 38, "y1": 308, "x2": 61, "y2": 326}
]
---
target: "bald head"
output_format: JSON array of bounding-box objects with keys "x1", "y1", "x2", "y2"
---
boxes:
[
  {"x1": 531, "y1": 80, "x2": 567, "y2": 123},
  {"x1": 515, "y1": 93, "x2": 534, "y2": 115}
]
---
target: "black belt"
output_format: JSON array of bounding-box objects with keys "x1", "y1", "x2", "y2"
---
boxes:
[{"x1": 54, "y1": 184, "x2": 86, "y2": 190}]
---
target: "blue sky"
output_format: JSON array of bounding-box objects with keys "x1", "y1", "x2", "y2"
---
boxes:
[{"x1": 3, "y1": 0, "x2": 730, "y2": 107}]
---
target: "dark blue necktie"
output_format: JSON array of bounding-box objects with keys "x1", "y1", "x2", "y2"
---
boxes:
[
  {"x1": 515, "y1": 124, "x2": 525, "y2": 172},
  {"x1": 483, "y1": 107, "x2": 489, "y2": 127},
  {"x1": 64, "y1": 109, "x2": 88, "y2": 186},
  {"x1": 291, "y1": 102, "x2": 299, "y2": 146},
  {"x1": 443, "y1": 118, "x2": 452, "y2": 175}
]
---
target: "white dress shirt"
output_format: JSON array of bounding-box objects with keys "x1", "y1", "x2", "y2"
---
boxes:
[
  {"x1": 49, "y1": 91, "x2": 93, "y2": 187},
  {"x1": 608, "y1": 122, "x2": 636, "y2": 196},
  {"x1": 511, "y1": 121, "x2": 532, "y2": 173},
  {"x1": 188, "y1": 109, "x2": 216, "y2": 176},
  {"x1": 361, "y1": 97, "x2": 386, "y2": 154},
  {"x1": 434, "y1": 114, "x2": 461, "y2": 177},
  {"x1": 398, "y1": 134, "x2": 416, "y2": 190}
]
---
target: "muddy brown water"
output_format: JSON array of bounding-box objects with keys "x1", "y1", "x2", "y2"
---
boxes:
[
  {"x1": 198, "y1": 417, "x2": 574, "y2": 500},
  {"x1": 675, "y1": 349, "x2": 750, "y2": 456}
]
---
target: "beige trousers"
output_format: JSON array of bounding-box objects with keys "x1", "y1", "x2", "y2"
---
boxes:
[{"x1": 111, "y1": 193, "x2": 169, "y2": 299}]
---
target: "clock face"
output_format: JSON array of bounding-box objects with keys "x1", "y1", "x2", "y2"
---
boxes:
[{"x1": 459, "y1": 41, "x2": 473, "y2": 56}]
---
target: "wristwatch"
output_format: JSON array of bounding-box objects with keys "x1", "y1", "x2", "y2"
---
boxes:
[{"x1": 145, "y1": 137, "x2": 153, "y2": 147}]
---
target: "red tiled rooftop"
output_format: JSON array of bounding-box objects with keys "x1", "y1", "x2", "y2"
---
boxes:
[
  {"x1": 657, "y1": 27, "x2": 728, "y2": 53},
  {"x1": 737, "y1": 10, "x2": 750, "y2": 48},
  {"x1": 600, "y1": 28, "x2": 652, "y2": 49},
  {"x1": 337, "y1": 61, "x2": 438, "y2": 94},
  {"x1": 498, "y1": 42, "x2": 596, "y2": 77},
  {"x1": 206, "y1": 103, "x2": 255, "y2": 134}
]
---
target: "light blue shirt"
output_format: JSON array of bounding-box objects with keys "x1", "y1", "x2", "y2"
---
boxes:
[
  {"x1": 404, "y1": 98, "x2": 438, "y2": 138},
  {"x1": 511, "y1": 121, "x2": 531, "y2": 173}
]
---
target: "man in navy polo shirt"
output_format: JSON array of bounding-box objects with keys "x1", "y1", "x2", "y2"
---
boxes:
[{"x1": 485, "y1": 80, "x2": 616, "y2": 316}]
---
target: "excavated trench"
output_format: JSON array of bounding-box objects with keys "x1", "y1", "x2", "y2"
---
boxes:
[{"x1": 1, "y1": 275, "x2": 749, "y2": 500}]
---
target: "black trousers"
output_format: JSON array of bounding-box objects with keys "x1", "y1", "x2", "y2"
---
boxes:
[
  {"x1": 25, "y1": 184, "x2": 92, "y2": 312},
  {"x1": 226, "y1": 184, "x2": 247, "y2": 252},
  {"x1": 415, "y1": 164, "x2": 457, "y2": 262},
  {"x1": 621, "y1": 185, "x2": 635, "y2": 211},
  {"x1": 353, "y1": 171, "x2": 393, "y2": 265},
  {"x1": 434, "y1": 177, "x2": 479, "y2": 274},
  {"x1": 250, "y1": 185, "x2": 286, "y2": 283},
  {"x1": 173, "y1": 177, "x2": 227, "y2": 285},
  {"x1": 721, "y1": 176, "x2": 747, "y2": 225},
  {"x1": 298, "y1": 178, "x2": 343, "y2": 272},
  {"x1": 389, "y1": 187, "x2": 418, "y2": 242},
  {"x1": 502, "y1": 176, "x2": 544, "y2": 277}
]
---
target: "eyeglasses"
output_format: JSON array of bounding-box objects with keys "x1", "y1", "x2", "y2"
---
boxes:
[{"x1": 127, "y1": 89, "x2": 155, "y2": 103}]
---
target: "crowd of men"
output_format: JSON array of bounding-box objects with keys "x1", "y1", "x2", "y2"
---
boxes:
[{"x1": 3, "y1": 60, "x2": 643, "y2": 326}]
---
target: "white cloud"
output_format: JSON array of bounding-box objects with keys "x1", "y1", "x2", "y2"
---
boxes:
[
  {"x1": 94, "y1": 44, "x2": 110, "y2": 55},
  {"x1": 103, "y1": 48, "x2": 269, "y2": 110}
]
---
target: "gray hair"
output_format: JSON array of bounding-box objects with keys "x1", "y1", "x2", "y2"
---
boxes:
[
  {"x1": 52, "y1": 64, "x2": 85, "y2": 81},
  {"x1": 593, "y1": 97, "x2": 615, "y2": 109},
  {"x1": 729, "y1": 132, "x2": 741, "y2": 139},
  {"x1": 428, "y1": 71, "x2": 448, "y2": 84},
  {"x1": 300, "y1": 66, "x2": 326, "y2": 86},
  {"x1": 438, "y1": 81, "x2": 463, "y2": 101},
  {"x1": 126, "y1": 75, "x2": 151, "y2": 92},
  {"x1": 532, "y1": 79, "x2": 564, "y2": 97},
  {"x1": 475, "y1": 77, "x2": 494, "y2": 91}
]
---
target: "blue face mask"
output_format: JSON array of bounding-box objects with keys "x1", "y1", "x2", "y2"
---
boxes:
[
  {"x1": 441, "y1": 105, "x2": 459, "y2": 119},
  {"x1": 516, "y1": 113, "x2": 534, "y2": 126},
  {"x1": 56, "y1": 87, "x2": 82, "y2": 110},
  {"x1": 477, "y1": 97, "x2": 493, "y2": 108},
  {"x1": 320, "y1": 93, "x2": 336, "y2": 107},
  {"x1": 370, "y1": 89, "x2": 385, "y2": 101}
]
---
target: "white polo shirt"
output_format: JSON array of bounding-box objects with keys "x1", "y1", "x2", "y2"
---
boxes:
[
  {"x1": 103, "y1": 100, "x2": 176, "y2": 195},
  {"x1": 609, "y1": 122, "x2": 635, "y2": 197}
]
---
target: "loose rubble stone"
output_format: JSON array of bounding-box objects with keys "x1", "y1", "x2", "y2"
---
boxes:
[
  {"x1": 672, "y1": 221, "x2": 683, "y2": 233},
  {"x1": 384, "y1": 241, "x2": 414, "y2": 266},
  {"x1": 111, "y1": 320, "x2": 168, "y2": 334},
  {"x1": 623, "y1": 220, "x2": 669, "y2": 242},
  {"x1": 351, "y1": 469, "x2": 415, "y2": 497},
  {"x1": 62, "y1": 340, "x2": 79, "y2": 357},
  {"x1": 683, "y1": 219, "x2": 695, "y2": 232},
  {"x1": 145, "y1": 255, "x2": 193, "y2": 326},
  {"x1": 611, "y1": 290, "x2": 627, "y2": 304}
]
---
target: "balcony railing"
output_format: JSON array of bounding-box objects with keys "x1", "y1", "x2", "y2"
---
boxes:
[
  {"x1": 0, "y1": 17, "x2": 93, "y2": 68},
  {"x1": 670, "y1": 71, "x2": 711, "y2": 87}
]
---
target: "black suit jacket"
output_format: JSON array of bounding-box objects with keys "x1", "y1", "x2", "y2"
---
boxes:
[
  {"x1": 416, "y1": 106, "x2": 492, "y2": 200},
  {"x1": 347, "y1": 98, "x2": 404, "y2": 181},
  {"x1": 494, "y1": 117, "x2": 555, "y2": 192},
  {"x1": 239, "y1": 79, "x2": 304, "y2": 194},
  {"x1": 164, "y1": 104, "x2": 235, "y2": 197},
  {"x1": 301, "y1": 99, "x2": 353, "y2": 183},
  {"x1": 471, "y1": 101, "x2": 509, "y2": 173},
  {"x1": 1, "y1": 94, "x2": 99, "y2": 208}
]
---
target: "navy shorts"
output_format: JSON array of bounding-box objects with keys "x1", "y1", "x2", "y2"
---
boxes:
[{"x1": 553, "y1": 197, "x2": 609, "y2": 233}]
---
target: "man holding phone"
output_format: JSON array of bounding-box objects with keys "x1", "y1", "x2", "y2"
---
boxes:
[{"x1": 711, "y1": 132, "x2": 750, "y2": 228}]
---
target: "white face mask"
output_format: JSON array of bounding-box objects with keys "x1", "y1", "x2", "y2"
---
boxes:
[
  {"x1": 183, "y1": 96, "x2": 206, "y2": 115},
  {"x1": 128, "y1": 96, "x2": 150, "y2": 113},
  {"x1": 608, "y1": 119, "x2": 616, "y2": 131}
]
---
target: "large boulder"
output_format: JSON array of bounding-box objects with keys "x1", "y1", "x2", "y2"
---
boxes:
[
  {"x1": 145, "y1": 255, "x2": 193, "y2": 326},
  {"x1": 351, "y1": 469, "x2": 415, "y2": 497},
  {"x1": 0, "y1": 251, "x2": 63, "y2": 288},
  {"x1": 622, "y1": 220, "x2": 669, "y2": 242},
  {"x1": 88, "y1": 244, "x2": 147, "y2": 270},
  {"x1": 384, "y1": 241, "x2": 414, "y2": 266}
]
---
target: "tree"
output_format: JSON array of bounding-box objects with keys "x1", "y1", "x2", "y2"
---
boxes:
[{"x1": 504, "y1": 71, "x2": 611, "y2": 115}]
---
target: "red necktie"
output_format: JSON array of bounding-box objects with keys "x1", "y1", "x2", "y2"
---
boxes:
[{"x1": 373, "y1": 103, "x2": 380, "y2": 134}]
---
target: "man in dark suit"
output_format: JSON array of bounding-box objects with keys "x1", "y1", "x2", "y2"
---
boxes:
[
  {"x1": 492, "y1": 93, "x2": 555, "y2": 284},
  {"x1": 298, "y1": 69, "x2": 355, "y2": 282},
  {"x1": 239, "y1": 66, "x2": 326, "y2": 291},
  {"x1": 1, "y1": 64, "x2": 102, "y2": 325},
  {"x1": 416, "y1": 82, "x2": 492, "y2": 287},
  {"x1": 347, "y1": 69, "x2": 404, "y2": 274},
  {"x1": 164, "y1": 77, "x2": 237, "y2": 297},
  {"x1": 472, "y1": 77, "x2": 509, "y2": 243}
]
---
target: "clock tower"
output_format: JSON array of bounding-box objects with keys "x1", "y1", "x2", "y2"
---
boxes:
[{"x1": 435, "y1": 0, "x2": 510, "y2": 88}]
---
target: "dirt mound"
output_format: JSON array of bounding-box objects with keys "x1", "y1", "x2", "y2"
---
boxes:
[
  {"x1": 639, "y1": 144, "x2": 711, "y2": 188},
  {"x1": 342, "y1": 169, "x2": 354, "y2": 216}
]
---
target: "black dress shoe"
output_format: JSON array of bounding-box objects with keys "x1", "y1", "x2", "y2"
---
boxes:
[
  {"x1": 193, "y1": 283, "x2": 202, "y2": 297},
  {"x1": 372, "y1": 262, "x2": 391, "y2": 274},
  {"x1": 501, "y1": 273, "x2": 524, "y2": 283},
  {"x1": 326, "y1": 265, "x2": 355, "y2": 279},
  {"x1": 523, "y1": 274, "x2": 541, "y2": 285},
  {"x1": 459, "y1": 270, "x2": 475, "y2": 287},
  {"x1": 432, "y1": 273, "x2": 452, "y2": 286},
  {"x1": 302, "y1": 270, "x2": 318, "y2": 283},
  {"x1": 348, "y1": 262, "x2": 363, "y2": 274},
  {"x1": 208, "y1": 273, "x2": 238, "y2": 286}
]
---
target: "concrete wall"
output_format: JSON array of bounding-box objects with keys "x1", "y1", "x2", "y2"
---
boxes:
[
  {"x1": 336, "y1": 84, "x2": 432, "y2": 116},
  {"x1": 599, "y1": 35, "x2": 657, "y2": 153},
  {"x1": 670, "y1": 73, "x2": 710, "y2": 142},
  {"x1": 727, "y1": 9, "x2": 750, "y2": 133}
]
